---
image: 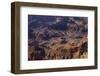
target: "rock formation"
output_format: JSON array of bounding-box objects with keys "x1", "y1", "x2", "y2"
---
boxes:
[{"x1": 28, "y1": 15, "x2": 88, "y2": 60}]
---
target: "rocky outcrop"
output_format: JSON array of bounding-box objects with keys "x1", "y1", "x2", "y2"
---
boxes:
[{"x1": 28, "y1": 37, "x2": 87, "y2": 60}]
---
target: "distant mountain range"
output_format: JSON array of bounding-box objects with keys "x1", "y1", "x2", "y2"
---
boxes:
[{"x1": 28, "y1": 15, "x2": 88, "y2": 46}]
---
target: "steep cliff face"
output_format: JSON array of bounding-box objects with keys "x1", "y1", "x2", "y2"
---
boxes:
[{"x1": 28, "y1": 15, "x2": 88, "y2": 60}]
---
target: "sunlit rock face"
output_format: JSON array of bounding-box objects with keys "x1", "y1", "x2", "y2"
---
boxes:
[{"x1": 28, "y1": 15, "x2": 88, "y2": 61}]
